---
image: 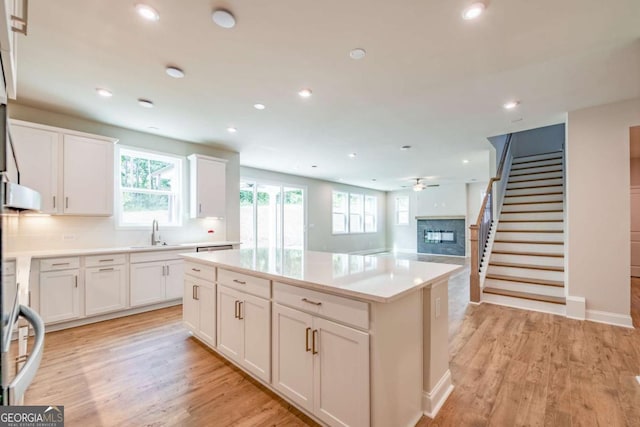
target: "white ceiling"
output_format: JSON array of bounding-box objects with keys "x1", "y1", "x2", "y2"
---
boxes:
[{"x1": 14, "y1": 0, "x2": 640, "y2": 190}]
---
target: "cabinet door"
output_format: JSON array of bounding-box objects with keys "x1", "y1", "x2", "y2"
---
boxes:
[
  {"x1": 85, "y1": 265, "x2": 127, "y2": 316},
  {"x1": 216, "y1": 285, "x2": 243, "y2": 362},
  {"x1": 63, "y1": 134, "x2": 113, "y2": 215},
  {"x1": 313, "y1": 317, "x2": 370, "y2": 427},
  {"x1": 9, "y1": 124, "x2": 60, "y2": 214},
  {"x1": 130, "y1": 262, "x2": 165, "y2": 307},
  {"x1": 272, "y1": 303, "x2": 314, "y2": 412},
  {"x1": 193, "y1": 157, "x2": 226, "y2": 218},
  {"x1": 240, "y1": 293, "x2": 271, "y2": 382},
  {"x1": 40, "y1": 269, "x2": 81, "y2": 324},
  {"x1": 164, "y1": 259, "x2": 184, "y2": 300},
  {"x1": 197, "y1": 282, "x2": 216, "y2": 346},
  {"x1": 183, "y1": 276, "x2": 199, "y2": 334}
]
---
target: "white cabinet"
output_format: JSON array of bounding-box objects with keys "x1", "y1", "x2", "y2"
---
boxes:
[
  {"x1": 0, "y1": 0, "x2": 25, "y2": 100},
  {"x1": 272, "y1": 303, "x2": 370, "y2": 427},
  {"x1": 217, "y1": 284, "x2": 270, "y2": 382},
  {"x1": 7, "y1": 125, "x2": 59, "y2": 214},
  {"x1": 9, "y1": 120, "x2": 117, "y2": 216},
  {"x1": 130, "y1": 258, "x2": 184, "y2": 307},
  {"x1": 183, "y1": 274, "x2": 216, "y2": 346},
  {"x1": 85, "y1": 264, "x2": 127, "y2": 316},
  {"x1": 188, "y1": 154, "x2": 226, "y2": 219},
  {"x1": 40, "y1": 269, "x2": 81, "y2": 324},
  {"x1": 63, "y1": 134, "x2": 114, "y2": 215}
]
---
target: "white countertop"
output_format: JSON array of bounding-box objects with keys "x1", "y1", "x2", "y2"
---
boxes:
[
  {"x1": 5, "y1": 241, "x2": 240, "y2": 259},
  {"x1": 182, "y1": 249, "x2": 463, "y2": 303}
]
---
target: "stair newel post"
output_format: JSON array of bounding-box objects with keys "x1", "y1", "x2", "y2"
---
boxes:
[{"x1": 470, "y1": 224, "x2": 480, "y2": 302}]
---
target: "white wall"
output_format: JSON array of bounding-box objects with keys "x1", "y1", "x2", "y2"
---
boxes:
[
  {"x1": 566, "y1": 97, "x2": 640, "y2": 324},
  {"x1": 386, "y1": 183, "x2": 469, "y2": 254},
  {"x1": 7, "y1": 103, "x2": 240, "y2": 251},
  {"x1": 511, "y1": 124, "x2": 565, "y2": 158},
  {"x1": 241, "y1": 166, "x2": 387, "y2": 254}
]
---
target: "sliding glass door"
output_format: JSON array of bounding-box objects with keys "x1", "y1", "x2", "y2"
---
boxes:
[{"x1": 240, "y1": 180, "x2": 306, "y2": 250}]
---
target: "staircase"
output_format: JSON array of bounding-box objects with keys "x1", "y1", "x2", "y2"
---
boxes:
[{"x1": 482, "y1": 151, "x2": 566, "y2": 315}]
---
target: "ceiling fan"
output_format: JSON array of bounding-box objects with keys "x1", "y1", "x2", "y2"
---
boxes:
[{"x1": 413, "y1": 178, "x2": 426, "y2": 192}]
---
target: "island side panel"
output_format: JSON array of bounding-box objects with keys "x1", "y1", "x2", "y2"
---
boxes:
[
  {"x1": 422, "y1": 277, "x2": 453, "y2": 418},
  {"x1": 370, "y1": 290, "x2": 423, "y2": 427}
]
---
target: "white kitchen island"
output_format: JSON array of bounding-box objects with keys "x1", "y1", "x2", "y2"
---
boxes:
[{"x1": 181, "y1": 249, "x2": 462, "y2": 427}]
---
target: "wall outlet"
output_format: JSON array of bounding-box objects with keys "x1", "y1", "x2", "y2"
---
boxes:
[{"x1": 435, "y1": 297, "x2": 441, "y2": 318}]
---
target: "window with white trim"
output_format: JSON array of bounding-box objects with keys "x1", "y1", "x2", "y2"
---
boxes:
[
  {"x1": 117, "y1": 147, "x2": 183, "y2": 227},
  {"x1": 332, "y1": 191, "x2": 378, "y2": 234},
  {"x1": 396, "y1": 196, "x2": 409, "y2": 225}
]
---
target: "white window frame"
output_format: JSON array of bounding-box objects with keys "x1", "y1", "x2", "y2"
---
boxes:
[
  {"x1": 115, "y1": 145, "x2": 185, "y2": 229},
  {"x1": 395, "y1": 196, "x2": 410, "y2": 226},
  {"x1": 332, "y1": 191, "x2": 378, "y2": 234}
]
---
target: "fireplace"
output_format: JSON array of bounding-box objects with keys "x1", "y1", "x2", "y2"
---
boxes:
[{"x1": 417, "y1": 217, "x2": 465, "y2": 256}]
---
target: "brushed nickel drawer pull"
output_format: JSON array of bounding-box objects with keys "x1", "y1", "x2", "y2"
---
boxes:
[
  {"x1": 238, "y1": 301, "x2": 244, "y2": 320},
  {"x1": 305, "y1": 327, "x2": 311, "y2": 352},
  {"x1": 98, "y1": 259, "x2": 114, "y2": 263},
  {"x1": 52, "y1": 262, "x2": 70, "y2": 266},
  {"x1": 234, "y1": 300, "x2": 239, "y2": 318},
  {"x1": 65, "y1": 197, "x2": 69, "y2": 209},
  {"x1": 192, "y1": 285, "x2": 196, "y2": 300},
  {"x1": 191, "y1": 268, "x2": 201, "y2": 272},
  {"x1": 166, "y1": 265, "x2": 170, "y2": 275},
  {"x1": 74, "y1": 275, "x2": 78, "y2": 288},
  {"x1": 52, "y1": 196, "x2": 56, "y2": 209},
  {"x1": 98, "y1": 267, "x2": 114, "y2": 272},
  {"x1": 233, "y1": 279, "x2": 246, "y2": 285},
  {"x1": 302, "y1": 298, "x2": 322, "y2": 306}
]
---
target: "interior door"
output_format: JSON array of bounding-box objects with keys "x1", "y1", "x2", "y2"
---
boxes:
[
  {"x1": 272, "y1": 303, "x2": 314, "y2": 412},
  {"x1": 631, "y1": 187, "x2": 640, "y2": 277}
]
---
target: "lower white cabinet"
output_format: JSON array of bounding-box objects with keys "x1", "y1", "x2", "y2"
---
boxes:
[
  {"x1": 183, "y1": 274, "x2": 216, "y2": 346},
  {"x1": 130, "y1": 259, "x2": 183, "y2": 307},
  {"x1": 272, "y1": 303, "x2": 370, "y2": 427},
  {"x1": 40, "y1": 269, "x2": 81, "y2": 324},
  {"x1": 85, "y1": 265, "x2": 127, "y2": 316},
  {"x1": 217, "y1": 285, "x2": 271, "y2": 382}
]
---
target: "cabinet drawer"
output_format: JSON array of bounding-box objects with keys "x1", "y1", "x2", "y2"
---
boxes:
[
  {"x1": 130, "y1": 249, "x2": 192, "y2": 264},
  {"x1": 185, "y1": 262, "x2": 215, "y2": 282},
  {"x1": 40, "y1": 257, "x2": 80, "y2": 271},
  {"x1": 2, "y1": 261, "x2": 16, "y2": 275},
  {"x1": 85, "y1": 253, "x2": 126, "y2": 267},
  {"x1": 217, "y1": 268, "x2": 270, "y2": 299},
  {"x1": 273, "y1": 282, "x2": 369, "y2": 330}
]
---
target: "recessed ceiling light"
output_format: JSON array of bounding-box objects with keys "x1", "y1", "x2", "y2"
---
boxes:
[
  {"x1": 503, "y1": 100, "x2": 520, "y2": 110},
  {"x1": 254, "y1": 103, "x2": 266, "y2": 110},
  {"x1": 95, "y1": 88, "x2": 112, "y2": 98},
  {"x1": 135, "y1": 4, "x2": 159, "y2": 21},
  {"x1": 148, "y1": 126, "x2": 159, "y2": 130},
  {"x1": 166, "y1": 66, "x2": 185, "y2": 79},
  {"x1": 227, "y1": 127, "x2": 237, "y2": 133},
  {"x1": 311, "y1": 165, "x2": 318, "y2": 168},
  {"x1": 212, "y1": 9, "x2": 236, "y2": 29},
  {"x1": 138, "y1": 99, "x2": 154, "y2": 108},
  {"x1": 462, "y1": 2, "x2": 485, "y2": 20},
  {"x1": 349, "y1": 48, "x2": 366, "y2": 60},
  {"x1": 348, "y1": 153, "x2": 356, "y2": 158},
  {"x1": 463, "y1": 159, "x2": 469, "y2": 164},
  {"x1": 372, "y1": 179, "x2": 377, "y2": 182},
  {"x1": 298, "y1": 88, "x2": 313, "y2": 98},
  {"x1": 400, "y1": 145, "x2": 411, "y2": 151}
]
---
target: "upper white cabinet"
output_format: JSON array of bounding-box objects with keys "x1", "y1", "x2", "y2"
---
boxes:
[
  {"x1": 63, "y1": 134, "x2": 114, "y2": 215},
  {"x1": 188, "y1": 154, "x2": 226, "y2": 219},
  {"x1": 9, "y1": 120, "x2": 117, "y2": 216},
  {"x1": 0, "y1": 0, "x2": 27, "y2": 100}
]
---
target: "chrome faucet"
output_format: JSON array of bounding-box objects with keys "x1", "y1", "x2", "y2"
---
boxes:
[{"x1": 151, "y1": 219, "x2": 161, "y2": 246}]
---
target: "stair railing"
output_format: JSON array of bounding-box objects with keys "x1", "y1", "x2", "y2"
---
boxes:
[{"x1": 469, "y1": 134, "x2": 513, "y2": 303}]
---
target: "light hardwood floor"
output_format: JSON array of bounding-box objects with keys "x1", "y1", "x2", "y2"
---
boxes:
[{"x1": 23, "y1": 268, "x2": 640, "y2": 426}]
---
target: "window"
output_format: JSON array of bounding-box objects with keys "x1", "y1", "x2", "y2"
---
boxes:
[
  {"x1": 396, "y1": 196, "x2": 409, "y2": 225},
  {"x1": 332, "y1": 191, "x2": 378, "y2": 234},
  {"x1": 364, "y1": 195, "x2": 377, "y2": 232},
  {"x1": 117, "y1": 147, "x2": 182, "y2": 227}
]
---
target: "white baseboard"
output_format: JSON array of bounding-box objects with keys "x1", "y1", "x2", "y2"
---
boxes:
[
  {"x1": 585, "y1": 309, "x2": 634, "y2": 329},
  {"x1": 565, "y1": 295, "x2": 586, "y2": 320},
  {"x1": 422, "y1": 369, "x2": 454, "y2": 419}
]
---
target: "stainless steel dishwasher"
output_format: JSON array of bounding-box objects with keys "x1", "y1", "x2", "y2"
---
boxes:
[{"x1": 195, "y1": 245, "x2": 233, "y2": 253}]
